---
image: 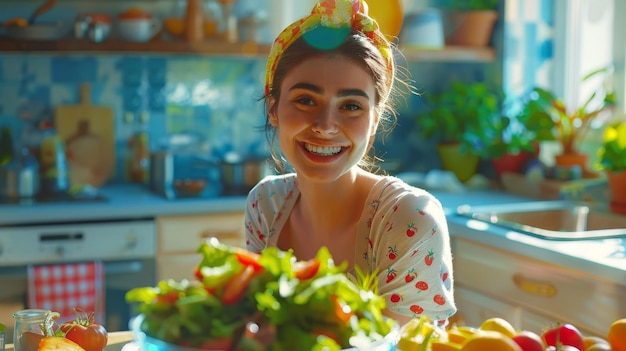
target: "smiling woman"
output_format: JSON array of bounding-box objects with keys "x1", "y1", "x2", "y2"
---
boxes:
[{"x1": 244, "y1": 0, "x2": 456, "y2": 327}]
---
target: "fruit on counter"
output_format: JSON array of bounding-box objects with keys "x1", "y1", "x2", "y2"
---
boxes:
[
  {"x1": 541, "y1": 323, "x2": 585, "y2": 350},
  {"x1": 397, "y1": 315, "x2": 447, "y2": 351},
  {"x1": 460, "y1": 330, "x2": 522, "y2": 351},
  {"x1": 38, "y1": 336, "x2": 86, "y2": 351},
  {"x1": 2, "y1": 17, "x2": 28, "y2": 27},
  {"x1": 397, "y1": 313, "x2": 626, "y2": 351},
  {"x1": 59, "y1": 308, "x2": 108, "y2": 351},
  {"x1": 510, "y1": 330, "x2": 544, "y2": 351},
  {"x1": 608, "y1": 318, "x2": 626, "y2": 351},
  {"x1": 126, "y1": 237, "x2": 396, "y2": 350},
  {"x1": 479, "y1": 317, "x2": 517, "y2": 338}
]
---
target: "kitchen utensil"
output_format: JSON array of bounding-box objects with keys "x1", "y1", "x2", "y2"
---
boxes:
[
  {"x1": 53, "y1": 83, "x2": 115, "y2": 187},
  {"x1": 220, "y1": 153, "x2": 270, "y2": 195},
  {"x1": 28, "y1": 0, "x2": 57, "y2": 24}
]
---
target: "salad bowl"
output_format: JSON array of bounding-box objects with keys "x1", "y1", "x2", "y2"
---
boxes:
[
  {"x1": 126, "y1": 238, "x2": 400, "y2": 351},
  {"x1": 129, "y1": 314, "x2": 399, "y2": 351}
]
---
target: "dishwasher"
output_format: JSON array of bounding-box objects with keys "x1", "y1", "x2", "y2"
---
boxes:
[{"x1": 0, "y1": 218, "x2": 156, "y2": 343}]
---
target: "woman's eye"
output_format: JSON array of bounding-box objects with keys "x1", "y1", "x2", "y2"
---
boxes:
[
  {"x1": 342, "y1": 102, "x2": 362, "y2": 112},
  {"x1": 294, "y1": 96, "x2": 315, "y2": 106}
]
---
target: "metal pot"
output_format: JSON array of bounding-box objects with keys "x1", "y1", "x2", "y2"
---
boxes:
[{"x1": 220, "y1": 154, "x2": 271, "y2": 195}]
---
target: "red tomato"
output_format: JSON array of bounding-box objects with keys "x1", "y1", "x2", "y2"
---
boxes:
[
  {"x1": 155, "y1": 291, "x2": 179, "y2": 305},
  {"x1": 511, "y1": 330, "x2": 544, "y2": 351},
  {"x1": 331, "y1": 295, "x2": 354, "y2": 324},
  {"x1": 60, "y1": 321, "x2": 108, "y2": 351},
  {"x1": 221, "y1": 264, "x2": 257, "y2": 305},
  {"x1": 293, "y1": 258, "x2": 320, "y2": 280},
  {"x1": 234, "y1": 249, "x2": 263, "y2": 272},
  {"x1": 541, "y1": 324, "x2": 584, "y2": 350}
]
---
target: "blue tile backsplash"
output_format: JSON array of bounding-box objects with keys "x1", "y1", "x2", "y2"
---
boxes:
[
  {"x1": 0, "y1": 0, "x2": 556, "y2": 186},
  {"x1": 0, "y1": 54, "x2": 270, "y2": 183}
]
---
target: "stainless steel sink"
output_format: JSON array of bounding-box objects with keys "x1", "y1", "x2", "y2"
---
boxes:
[{"x1": 456, "y1": 200, "x2": 626, "y2": 240}]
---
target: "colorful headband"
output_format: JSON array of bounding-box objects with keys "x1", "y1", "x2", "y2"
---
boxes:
[{"x1": 263, "y1": 0, "x2": 394, "y2": 96}]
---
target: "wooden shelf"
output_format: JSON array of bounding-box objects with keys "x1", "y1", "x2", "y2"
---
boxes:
[
  {"x1": 0, "y1": 38, "x2": 495, "y2": 62},
  {"x1": 0, "y1": 38, "x2": 272, "y2": 57},
  {"x1": 399, "y1": 45, "x2": 496, "y2": 63}
]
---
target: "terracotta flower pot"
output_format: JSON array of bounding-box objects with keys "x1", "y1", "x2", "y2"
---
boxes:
[
  {"x1": 607, "y1": 170, "x2": 626, "y2": 214},
  {"x1": 446, "y1": 10, "x2": 499, "y2": 47},
  {"x1": 490, "y1": 151, "x2": 534, "y2": 178}
]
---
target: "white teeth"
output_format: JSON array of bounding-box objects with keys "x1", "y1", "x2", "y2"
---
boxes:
[{"x1": 304, "y1": 143, "x2": 342, "y2": 155}]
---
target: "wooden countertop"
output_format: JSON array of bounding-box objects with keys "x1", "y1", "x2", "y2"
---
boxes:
[{"x1": 5, "y1": 331, "x2": 135, "y2": 351}]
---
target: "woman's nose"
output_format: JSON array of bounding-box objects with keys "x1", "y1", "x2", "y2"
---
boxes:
[{"x1": 311, "y1": 108, "x2": 339, "y2": 135}]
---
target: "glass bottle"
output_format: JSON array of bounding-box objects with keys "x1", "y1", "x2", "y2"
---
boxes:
[
  {"x1": 38, "y1": 121, "x2": 69, "y2": 198},
  {"x1": 126, "y1": 112, "x2": 150, "y2": 184},
  {"x1": 12, "y1": 309, "x2": 48, "y2": 351},
  {"x1": 0, "y1": 127, "x2": 14, "y2": 167}
]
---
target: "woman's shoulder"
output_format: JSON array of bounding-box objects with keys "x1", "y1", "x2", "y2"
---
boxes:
[
  {"x1": 248, "y1": 173, "x2": 298, "y2": 199},
  {"x1": 373, "y1": 175, "x2": 443, "y2": 209}
]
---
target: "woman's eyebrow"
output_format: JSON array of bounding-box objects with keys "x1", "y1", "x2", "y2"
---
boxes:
[{"x1": 289, "y1": 83, "x2": 369, "y2": 99}]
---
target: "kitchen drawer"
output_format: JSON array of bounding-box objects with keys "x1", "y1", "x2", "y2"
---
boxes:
[
  {"x1": 453, "y1": 286, "x2": 522, "y2": 329},
  {"x1": 157, "y1": 254, "x2": 201, "y2": 282},
  {"x1": 157, "y1": 212, "x2": 245, "y2": 254},
  {"x1": 452, "y1": 237, "x2": 625, "y2": 336}
]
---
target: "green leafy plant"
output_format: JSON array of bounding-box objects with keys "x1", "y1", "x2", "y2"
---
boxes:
[
  {"x1": 597, "y1": 122, "x2": 626, "y2": 172},
  {"x1": 520, "y1": 67, "x2": 615, "y2": 156},
  {"x1": 439, "y1": 0, "x2": 500, "y2": 11},
  {"x1": 416, "y1": 80, "x2": 503, "y2": 155}
]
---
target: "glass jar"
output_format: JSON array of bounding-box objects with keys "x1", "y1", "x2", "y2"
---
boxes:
[
  {"x1": 12, "y1": 309, "x2": 49, "y2": 351},
  {"x1": 0, "y1": 322, "x2": 5, "y2": 351}
]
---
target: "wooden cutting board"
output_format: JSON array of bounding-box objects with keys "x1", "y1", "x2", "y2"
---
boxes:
[{"x1": 54, "y1": 83, "x2": 115, "y2": 187}]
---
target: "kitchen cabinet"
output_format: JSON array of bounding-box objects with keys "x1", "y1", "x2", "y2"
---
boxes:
[
  {"x1": 155, "y1": 211, "x2": 246, "y2": 282},
  {"x1": 450, "y1": 236, "x2": 626, "y2": 337}
]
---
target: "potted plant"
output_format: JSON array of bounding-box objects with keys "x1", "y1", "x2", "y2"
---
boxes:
[
  {"x1": 519, "y1": 67, "x2": 615, "y2": 175},
  {"x1": 440, "y1": 0, "x2": 501, "y2": 47},
  {"x1": 466, "y1": 100, "x2": 554, "y2": 178},
  {"x1": 595, "y1": 121, "x2": 626, "y2": 214},
  {"x1": 416, "y1": 80, "x2": 502, "y2": 182}
]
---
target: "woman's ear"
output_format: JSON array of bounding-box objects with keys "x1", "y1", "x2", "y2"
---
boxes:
[{"x1": 268, "y1": 97, "x2": 279, "y2": 127}]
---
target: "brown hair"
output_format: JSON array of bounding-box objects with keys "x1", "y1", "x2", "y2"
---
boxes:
[{"x1": 264, "y1": 29, "x2": 411, "y2": 174}]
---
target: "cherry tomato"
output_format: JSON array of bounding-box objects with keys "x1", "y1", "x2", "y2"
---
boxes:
[
  {"x1": 541, "y1": 324, "x2": 584, "y2": 351},
  {"x1": 234, "y1": 249, "x2": 263, "y2": 272},
  {"x1": 293, "y1": 258, "x2": 320, "y2": 280}
]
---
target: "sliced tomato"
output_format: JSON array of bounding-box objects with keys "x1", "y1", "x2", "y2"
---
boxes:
[
  {"x1": 234, "y1": 249, "x2": 263, "y2": 272},
  {"x1": 221, "y1": 264, "x2": 257, "y2": 305},
  {"x1": 194, "y1": 267, "x2": 203, "y2": 281},
  {"x1": 155, "y1": 291, "x2": 179, "y2": 305},
  {"x1": 293, "y1": 258, "x2": 320, "y2": 280},
  {"x1": 331, "y1": 295, "x2": 353, "y2": 324}
]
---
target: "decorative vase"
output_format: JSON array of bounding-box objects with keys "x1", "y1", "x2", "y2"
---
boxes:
[
  {"x1": 436, "y1": 143, "x2": 479, "y2": 182},
  {"x1": 606, "y1": 170, "x2": 626, "y2": 214},
  {"x1": 446, "y1": 10, "x2": 499, "y2": 47}
]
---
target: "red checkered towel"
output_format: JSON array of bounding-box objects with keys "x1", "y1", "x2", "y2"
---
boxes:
[{"x1": 27, "y1": 261, "x2": 105, "y2": 324}]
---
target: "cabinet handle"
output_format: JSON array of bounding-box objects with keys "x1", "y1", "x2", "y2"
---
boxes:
[{"x1": 512, "y1": 273, "x2": 557, "y2": 297}]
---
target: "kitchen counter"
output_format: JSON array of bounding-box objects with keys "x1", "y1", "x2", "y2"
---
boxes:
[
  {"x1": 0, "y1": 183, "x2": 624, "y2": 286},
  {"x1": 0, "y1": 184, "x2": 248, "y2": 226},
  {"x1": 4, "y1": 331, "x2": 134, "y2": 351}
]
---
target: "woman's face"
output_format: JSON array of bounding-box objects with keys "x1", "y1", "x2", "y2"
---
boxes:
[{"x1": 268, "y1": 55, "x2": 379, "y2": 183}]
